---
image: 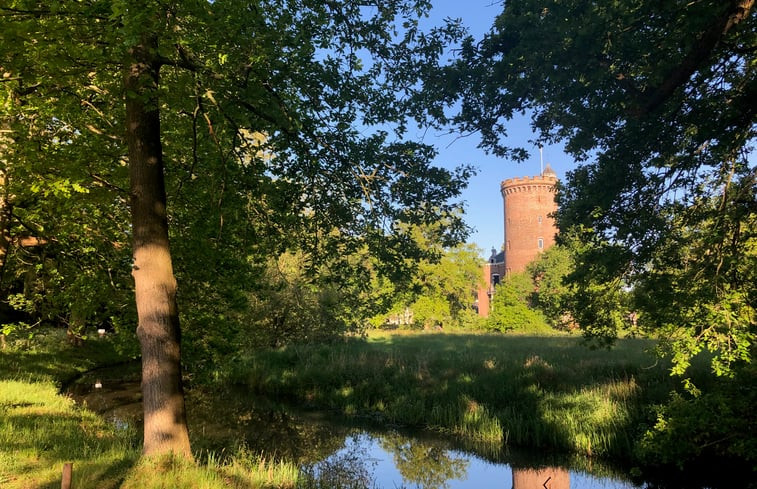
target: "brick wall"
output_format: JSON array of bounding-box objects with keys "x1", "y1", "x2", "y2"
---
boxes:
[
  {"x1": 501, "y1": 175, "x2": 558, "y2": 274},
  {"x1": 476, "y1": 171, "x2": 558, "y2": 318}
]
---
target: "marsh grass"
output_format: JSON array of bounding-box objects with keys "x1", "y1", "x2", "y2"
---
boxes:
[
  {"x1": 119, "y1": 451, "x2": 302, "y2": 489},
  {"x1": 0, "y1": 328, "x2": 135, "y2": 386},
  {"x1": 0, "y1": 328, "x2": 697, "y2": 486},
  {"x1": 230, "y1": 331, "x2": 675, "y2": 459}
]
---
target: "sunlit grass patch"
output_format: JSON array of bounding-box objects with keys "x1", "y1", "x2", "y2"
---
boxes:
[{"x1": 0, "y1": 379, "x2": 139, "y2": 489}]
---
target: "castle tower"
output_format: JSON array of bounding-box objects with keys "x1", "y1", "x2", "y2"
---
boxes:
[
  {"x1": 513, "y1": 467, "x2": 570, "y2": 489},
  {"x1": 476, "y1": 166, "x2": 558, "y2": 317},
  {"x1": 501, "y1": 165, "x2": 558, "y2": 275}
]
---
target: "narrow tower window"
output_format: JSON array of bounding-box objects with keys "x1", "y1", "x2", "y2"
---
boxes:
[{"x1": 537, "y1": 238, "x2": 544, "y2": 249}]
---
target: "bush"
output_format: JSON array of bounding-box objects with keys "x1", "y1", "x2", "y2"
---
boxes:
[{"x1": 486, "y1": 273, "x2": 552, "y2": 333}]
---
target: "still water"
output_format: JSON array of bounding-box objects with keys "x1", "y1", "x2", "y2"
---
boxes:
[
  {"x1": 307, "y1": 431, "x2": 640, "y2": 489},
  {"x1": 66, "y1": 367, "x2": 695, "y2": 489}
]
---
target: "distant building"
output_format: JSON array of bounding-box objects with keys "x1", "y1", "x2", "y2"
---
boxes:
[
  {"x1": 476, "y1": 165, "x2": 558, "y2": 317},
  {"x1": 475, "y1": 248, "x2": 505, "y2": 317}
]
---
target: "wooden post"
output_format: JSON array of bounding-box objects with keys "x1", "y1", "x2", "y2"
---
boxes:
[{"x1": 61, "y1": 462, "x2": 72, "y2": 489}]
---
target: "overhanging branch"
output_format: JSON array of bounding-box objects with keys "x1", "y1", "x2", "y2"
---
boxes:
[{"x1": 631, "y1": 0, "x2": 754, "y2": 117}]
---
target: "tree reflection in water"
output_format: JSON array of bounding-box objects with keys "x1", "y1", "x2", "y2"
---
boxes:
[
  {"x1": 304, "y1": 431, "x2": 469, "y2": 489},
  {"x1": 67, "y1": 373, "x2": 649, "y2": 489},
  {"x1": 381, "y1": 432, "x2": 469, "y2": 489},
  {"x1": 302, "y1": 433, "x2": 377, "y2": 489}
]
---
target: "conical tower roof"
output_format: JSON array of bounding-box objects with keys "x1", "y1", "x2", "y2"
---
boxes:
[{"x1": 542, "y1": 163, "x2": 557, "y2": 178}]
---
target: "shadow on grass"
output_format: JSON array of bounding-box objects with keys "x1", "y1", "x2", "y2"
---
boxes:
[
  {"x1": 232, "y1": 333, "x2": 676, "y2": 461},
  {"x1": 1, "y1": 373, "x2": 140, "y2": 489},
  {"x1": 0, "y1": 408, "x2": 139, "y2": 489},
  {"x1": 0, "y1": 331, "x2": 137, "y2": 389}
]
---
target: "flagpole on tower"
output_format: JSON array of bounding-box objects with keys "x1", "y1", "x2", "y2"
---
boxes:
[{"x1": 539, "y1": 145, "x2": 544, "y2": 175}]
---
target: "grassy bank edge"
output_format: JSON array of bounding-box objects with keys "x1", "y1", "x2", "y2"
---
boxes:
[
  {"x1": 228, "y1": 330, "x2": 674, "y2": 463},
  {"x1": 0, "y1": 331, "x2": 304, "y2": 489}
]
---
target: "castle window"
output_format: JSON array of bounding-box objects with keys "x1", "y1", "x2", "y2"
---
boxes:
[
  {"x1": 538, "y1": 215, "x2": 542, "y2": 224},
  {"x1": 537, "y1": 238, "x2": 544, "y2": 249},
  {"x1": 507, "y1": 241, "x2": 511, "y2": 251},
  {"x1": 492, "y1": 274, "x2": 500, "y2": 286}
]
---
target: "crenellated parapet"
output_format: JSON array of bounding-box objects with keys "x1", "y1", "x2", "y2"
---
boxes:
[{"x1": 500, "y1": 175, "x2": 558, "y2": 196}]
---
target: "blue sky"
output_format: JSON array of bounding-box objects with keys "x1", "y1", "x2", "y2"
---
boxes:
[{"x1": 411, "y1": 1, "x2": 577, "y2": 256}]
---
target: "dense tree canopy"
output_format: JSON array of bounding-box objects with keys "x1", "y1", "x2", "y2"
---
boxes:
[
  {"x1": 370, "y1": 220, "x2": 482, "y2": 330},
  {"x1": 424, "y1": 0, "x2": 755, "y2": 378},
  {"x1": 0, "y1": 0, "x2": 472, "y2": 457}
]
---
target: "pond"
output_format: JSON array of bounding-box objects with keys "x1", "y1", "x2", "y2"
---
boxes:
[{"x1": 66, "y1": 366, "x2": 720, "y2": 489}]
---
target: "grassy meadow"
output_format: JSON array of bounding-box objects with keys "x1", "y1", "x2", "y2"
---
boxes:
[
  {"x1": 230, "y1": 330, "x2": 676, "y2": 460},
  {"x1": 1, "y1": 328, "x2": 697, "y2": 488}
]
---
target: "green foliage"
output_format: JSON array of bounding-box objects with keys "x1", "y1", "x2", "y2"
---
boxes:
[
  {"x1": 0, "y1": 0, "x2": 474, "y2": 380},
  {"x1": 408, "y1": 243, "x2": 483, "y2": 329},
  {"x1": 371, "y1": 240, "x2": 483, "y2": 330},
  {"x1": 246, "y1": 252, "x2": 353, "y2": 348},
  {"x1": 525, "y1": 244, "x2": 574, "y2": 328},
  {"x1": 637, "y1": 363, "x2": 757, "y2": 468},
  {"x1": 486, "y1": 272, "x2": 551, "y2": 333},
  {"x1": 419, "y1": 0, "x2": 755, "y2": 470},
  {"x1": 419, "y1": 0, "x2": 756, "y2": 366},
  {"x1": 633, "y1": 199, "x2": 756, "y2": 380}
]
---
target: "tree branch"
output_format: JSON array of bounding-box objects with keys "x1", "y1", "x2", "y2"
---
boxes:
[{"x1": 631, "y1": 0, "x2": 754, "y2": 117}]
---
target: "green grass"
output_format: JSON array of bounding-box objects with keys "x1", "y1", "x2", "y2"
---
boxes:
[
  {"x1": 118, "y1": 451, "x2": 302, "y2": 489},
  {"x1": 0, "y1": 329, "x2": 304, "y2": 489},
  {"x1": 229, "y1": 330, "x2": 675, "y2": 460},
  {"x1": 0, "y1": 330, "x2": 140, "y2": 487},
  {"x1": 0, "y1": 378, "x2": 140, "y2": 489},
  {"x1": 0, "y1": 329, "x2": 137, "y2": 386},
  {"x1": 0, "y1": 327, "x2": 704, "y2": 486}
]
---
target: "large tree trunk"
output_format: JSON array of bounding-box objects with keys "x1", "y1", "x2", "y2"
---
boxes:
[
  {"x1": 0, "y1": 126, "x2": 13, "y2": 349},
  {"x1": 125, "y1": 34, "x2": 192, "y2": 459},
  {"x1": 0, "y1": 120, "x2": 13, "y2": 288},
  {"x1": 0, "y1": 171, "x2": 11, "y2": 292}
]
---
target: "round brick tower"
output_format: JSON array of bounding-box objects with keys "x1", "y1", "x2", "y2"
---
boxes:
[{"x1": 500, "y1": 165, "x2": 558, "y2": 274}]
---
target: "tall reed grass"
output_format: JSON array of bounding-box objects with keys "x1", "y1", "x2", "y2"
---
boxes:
[{"x1": 229, "y1": 331, "x2": 673, "y2": 460}]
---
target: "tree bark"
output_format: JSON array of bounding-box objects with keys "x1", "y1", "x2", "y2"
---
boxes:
[
  {"x1": 0, "y1": 170, "x2": 11, "y2": 290},
  {"x1": 0, "y1": 127, "x2": 13, "y2": 350},
  {"x1": 124, "y1": 34, "x2": 192, "y2": 459}
]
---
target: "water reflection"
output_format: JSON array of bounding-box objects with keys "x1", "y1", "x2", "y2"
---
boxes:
[
  {"x1": 382, "y1": 433, "x2": 469, "y2": 489},
  {"x1": 66, "y1": 371, "x2": 664, "y2": 489},
  {"x1": 513, "y1": 467, "x2": 570, "y2": 489},
  {"x1": 309, "y1": 432, "x2": 639, "y2": 489},
  {"x1": 66, "y1": 366, "x2": 143, "y2": 426}
]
